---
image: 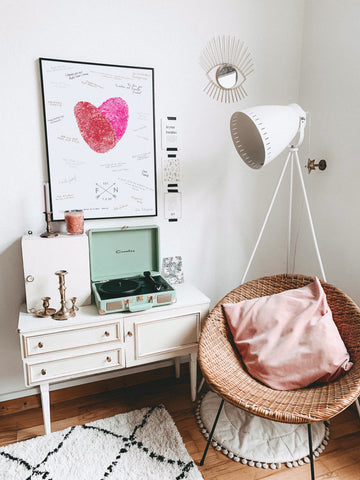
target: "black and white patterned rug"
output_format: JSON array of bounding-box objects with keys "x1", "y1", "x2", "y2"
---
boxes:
[{"x1": 0, "y1": 405, "x2": 203, "y2": 480}]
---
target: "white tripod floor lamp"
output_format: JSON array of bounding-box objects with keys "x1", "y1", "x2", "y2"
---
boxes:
[{"x1": 230, "y1": 103, "x2": 326, "y2": 283}]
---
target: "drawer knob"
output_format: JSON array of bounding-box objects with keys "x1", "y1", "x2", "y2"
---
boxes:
[
  {"x1": 127, "y1": 331, "x2": 133, "y2": 337},
  {"x1": 104, "y1": 331, "x2": 110, "y2": 337},
  {"x1": 106, "y1": 356, "x2": 112, "y2": 362},
  {"x1": 41, "y1": 369, "x2": 46, "y2": 376},
  {"x1": 26, "y1": 275, "x2": 34, "y2": 283},
  {"x1": 38, "y1": 342, "x2": 43, "y2": 348}
]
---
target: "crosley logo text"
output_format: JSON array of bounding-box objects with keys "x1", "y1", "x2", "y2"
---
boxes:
[{"x1": 115, "y1": 249, "x2": 135, "y2": 254}]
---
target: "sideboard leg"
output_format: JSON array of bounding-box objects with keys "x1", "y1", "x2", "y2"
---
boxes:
[
  {"x1": 40, "y1": 383, "x2": 51, "y2": 435},
  {"x1": 190, "y1": 353, "x2": 197, "y2": 402},
  {"x1": 174, "y1": 357, "x2": 181, "y2": 379}
]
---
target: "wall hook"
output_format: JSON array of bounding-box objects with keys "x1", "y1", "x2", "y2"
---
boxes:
[{"x1": 306, "y1": 158, "x2": 327, "y2": 174}]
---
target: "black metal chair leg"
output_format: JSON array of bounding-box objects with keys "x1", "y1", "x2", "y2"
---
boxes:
[
  {"x1": 200, "y1": 398, "x2": 225, "y2": 466},
  {"x1": 307, "y1": 423, "x2": 316, "y2": 480}
]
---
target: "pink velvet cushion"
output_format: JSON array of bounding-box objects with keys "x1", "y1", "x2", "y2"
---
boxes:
[{"x1": 223, "y1": 278, "x2": 353, "y2": 390}]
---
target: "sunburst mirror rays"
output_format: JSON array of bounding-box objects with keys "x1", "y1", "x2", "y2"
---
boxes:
[{"x1": 200, "y1": 36, "x2": 254, "y2": 103}]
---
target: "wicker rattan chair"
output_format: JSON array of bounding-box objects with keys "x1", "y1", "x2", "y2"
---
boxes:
[{"x1": 198, "y1": 273, "x2": 360, "y2": 479}]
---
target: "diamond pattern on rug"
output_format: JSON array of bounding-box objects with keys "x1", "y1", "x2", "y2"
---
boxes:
[{"x1": 0, "y1": 405, "x2": 203, "y2": 480}]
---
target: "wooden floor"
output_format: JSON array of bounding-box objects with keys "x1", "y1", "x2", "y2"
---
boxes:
[{"x1": 1, "y1": 366, "x2": 359, "y2": 479}]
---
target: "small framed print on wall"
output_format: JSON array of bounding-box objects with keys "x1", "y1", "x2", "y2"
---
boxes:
[{"x1": 39, "y1": 58, "x2": 157, "y2": 220}]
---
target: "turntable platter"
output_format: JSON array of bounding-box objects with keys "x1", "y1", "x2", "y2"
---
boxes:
[{"x1": 97, "y1": 279, "x2": 140, "y2": 296}]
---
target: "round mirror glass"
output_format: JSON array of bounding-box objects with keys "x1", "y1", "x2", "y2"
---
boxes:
[{"x1": 216, "y1": 64, "x2": 238, "y2": 89}]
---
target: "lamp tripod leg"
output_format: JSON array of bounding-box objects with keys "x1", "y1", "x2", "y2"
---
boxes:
[
  {"x1": 241, "y1": 151, "x2": 292, "y2": 284},
  {"x1": 287, "y1": 155, "x2": 294, "y2": 274},
  {"x1": 294, "y1": 151, "x2": 326, "y2": 282}
]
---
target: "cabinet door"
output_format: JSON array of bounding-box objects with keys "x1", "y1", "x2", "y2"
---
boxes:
[{"x1": 124, "y1": 311, "x2": 200, "y2": 367}]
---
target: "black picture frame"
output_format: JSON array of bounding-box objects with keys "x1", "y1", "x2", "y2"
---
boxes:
[{"x1": 39, "y1": 58, "x2": 157, "y2": 221}]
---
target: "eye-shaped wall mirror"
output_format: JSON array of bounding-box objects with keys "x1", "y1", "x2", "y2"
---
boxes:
[
  {"x1": 200, "y1": 36, "x2": 254, "y2": 103},
  {"x1": 216, "y1": 64, "x2": 238, "y2": 89}
]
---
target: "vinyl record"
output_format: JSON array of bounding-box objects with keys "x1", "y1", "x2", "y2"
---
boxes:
[{"x1": 97, "y1": 279, "x2": 140, "y2": 296}]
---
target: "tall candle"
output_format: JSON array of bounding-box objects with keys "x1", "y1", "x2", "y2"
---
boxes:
[{"x1": 43, "y1": 182, "x2": 50, "y2": 213}]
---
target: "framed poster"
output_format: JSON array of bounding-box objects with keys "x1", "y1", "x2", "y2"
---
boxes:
[{"x1": 39, "y1": 58, "x2": 157, "y2": 220}]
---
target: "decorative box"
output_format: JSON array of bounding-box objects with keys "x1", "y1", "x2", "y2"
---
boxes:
[{"x1": 21, "y1": 234, "x2": 91, "y2": 312}]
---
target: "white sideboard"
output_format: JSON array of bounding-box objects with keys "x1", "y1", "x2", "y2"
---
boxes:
[{"x1": 18, "y1": 284, "x2": 210, "y2": 434}]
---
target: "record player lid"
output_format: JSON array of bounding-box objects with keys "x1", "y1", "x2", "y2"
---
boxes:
[{"x1": 88, "y1": 226, "x2": 160, "y2": 282}]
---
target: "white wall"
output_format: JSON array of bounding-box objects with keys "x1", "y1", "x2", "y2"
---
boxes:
[
  {"x1": 297, "y1": 0, "x2": 360, "y2": 302},
  {"x1": 0, "y1": 0, "x2": 304, "y2": 398}
]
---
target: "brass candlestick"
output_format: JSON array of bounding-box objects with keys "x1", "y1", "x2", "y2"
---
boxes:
[
  {"x1": 35, "y1": 297, "x2": 56, "y2": 317},
  {"x1": 52, "y1": 270, "x2": 72, "y2": 320},
  {"x1": 40, "y1": 212, "x2": 58, "y2": 238},
  {"x1": 40, "y1": 184, "x2": 58, "y2": 238},
  {"x1": 69, "y1": 297, "x2": 79, "y2": 317}
]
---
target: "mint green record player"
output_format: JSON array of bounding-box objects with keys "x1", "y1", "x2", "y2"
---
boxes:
[{"x1": 88, "y1": 226, "x2": 176, "y2": 314}]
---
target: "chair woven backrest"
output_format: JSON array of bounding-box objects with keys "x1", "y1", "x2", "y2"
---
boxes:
[{"x1": 198, "y1": 273, "x2": 360, "y2": 424}]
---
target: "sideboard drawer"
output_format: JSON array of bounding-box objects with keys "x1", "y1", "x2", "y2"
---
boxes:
[
  {"x1": 24, "y1": 322, "x2": 121, "y2": 357},
  {"x1": 27, "y1": 348, "x2": 124, "y2": 385}
]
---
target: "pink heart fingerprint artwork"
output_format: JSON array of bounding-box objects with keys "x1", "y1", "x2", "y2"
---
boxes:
[{"x1": 74, "y1": 97, "x2": 129, "y2": 153}]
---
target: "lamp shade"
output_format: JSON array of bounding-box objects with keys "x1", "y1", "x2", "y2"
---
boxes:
[{"x1": 230, "y1": 104, "x2": 306, "y2": 169}]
